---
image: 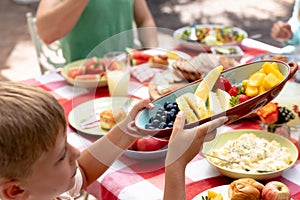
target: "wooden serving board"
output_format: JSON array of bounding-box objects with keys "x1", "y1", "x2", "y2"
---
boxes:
[{"x1": 148, "y1": 80, "x2": 189, "y2": 100}]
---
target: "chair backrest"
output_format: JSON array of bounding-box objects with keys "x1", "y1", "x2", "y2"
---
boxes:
[{"x1": 26, "y1": 12, "x2": 66, "y2": 74}]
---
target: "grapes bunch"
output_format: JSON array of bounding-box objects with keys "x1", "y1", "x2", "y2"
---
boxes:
[
  {"x1": 276, "y1": 106, "x2": 295, "y2": 124},
  {"x1": 145, "y1": 101, "x2": 179, "y2": 130}
]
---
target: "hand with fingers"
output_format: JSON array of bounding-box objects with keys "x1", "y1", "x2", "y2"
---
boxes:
[
  {"x1": 114, "y1": 98, "x2": 154, "y2": 138},
  {"x1": 271, "y1": 21, "x2": 293, "y2": 43},
  {"x1": 163, "y1": 111, "x2": 227, "y2": 200}
]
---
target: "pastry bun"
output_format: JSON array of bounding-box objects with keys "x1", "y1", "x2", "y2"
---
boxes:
[
  {"x1": 149, "y1": 54, "x2": 169, "y2": 68},
  {"x1": 228, "y1": 178, "x2": 264, "y2": 200},
  {"x1": 100, "y1": 109, "x2": 127, "y2": 130},
  {"x1": 100, "y1": 110, "x2": 116, "y2": 130}
]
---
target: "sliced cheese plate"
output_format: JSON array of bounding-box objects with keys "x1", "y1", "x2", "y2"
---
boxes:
[{"x1": 128, "y1": 60, "x2": 298, "y2": 138}]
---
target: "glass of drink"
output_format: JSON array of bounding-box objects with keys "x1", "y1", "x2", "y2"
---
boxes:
[{"x1": 104, "y1": 51, "x2": 130, "y2": 97}]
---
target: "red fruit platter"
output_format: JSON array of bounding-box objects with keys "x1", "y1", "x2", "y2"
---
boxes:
[{"x1": 129, "y1": 60, "x2": 298, "y2": 138}]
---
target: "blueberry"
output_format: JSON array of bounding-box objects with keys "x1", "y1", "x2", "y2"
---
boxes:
[
  {"x1": 165, "y1": 103, "x2": 174, "y2": 111},
  {"x1": 152, "y1": 119, "x2": 160, "y2": 127},
  {"x1": 158, "y1": 122, "x2": 167, "y2": 129},
  {"x1": 164, "y1": 101, "x2": 170, "y2": 109},
  {"x1": 167, "y1": 121, "x2": 174, "y2": 127},
  {"x1": 154, "y1": 113, "x2": 162, "y2": 121}
]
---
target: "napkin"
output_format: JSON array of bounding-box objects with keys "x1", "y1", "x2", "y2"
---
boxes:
[{"x1": 130, "y1": 63, "x2": 162, "y2": 83}]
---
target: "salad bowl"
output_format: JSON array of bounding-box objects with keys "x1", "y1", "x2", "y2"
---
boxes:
[
  {"x1": 173, "y1": 24, "x2": 248, "y2": 52},
  {"x1": 128, "y1": 61, "x2": 298, "y2": 138}
]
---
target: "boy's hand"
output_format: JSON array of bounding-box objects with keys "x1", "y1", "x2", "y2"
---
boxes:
[
  {"x1": 115, "y1": 98, "x2": 154, "y2": 138},
  {"x1": 165, "y1": 111, "x2": 227, "y2": 167}
]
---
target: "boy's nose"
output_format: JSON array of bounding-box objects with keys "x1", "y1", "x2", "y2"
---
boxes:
[{"x1": 68, "y1": 144, "x2": 80, "y2": 163}]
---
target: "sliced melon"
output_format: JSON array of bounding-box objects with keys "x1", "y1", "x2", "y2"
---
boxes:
[{"x1": 195, "y1": 65, "x2": 223, "y2": 102}]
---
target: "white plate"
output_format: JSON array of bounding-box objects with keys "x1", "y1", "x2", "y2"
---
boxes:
[
  {"x1": 123, "y1": 147, "x2": 168, "y2": 160},
  {"x1": 173, "y1": 24, "x2": 248, "y2": 51},
  {"x1": 193, "y1": 185, "x2": 229, "y2": 200},
  {"x1": 68, "y1": 97, "x2": 139, "y2": 137}
]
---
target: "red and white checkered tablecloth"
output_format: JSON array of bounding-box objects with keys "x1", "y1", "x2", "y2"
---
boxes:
[{"x1": 20, "y1": 40, "x2": 300, "y2": 200}]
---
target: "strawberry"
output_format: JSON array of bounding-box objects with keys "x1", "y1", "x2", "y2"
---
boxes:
[
  {"x1": 215, "y1": 77, "x2": 232, "y2": 92},
  {"x1": 228, "y1": 86, "x2": 239, "y2": 97},
  {"x1": 238, "y1": 94, "x2": 250, "y2": 104},
  {"x1": 230, "y1": 94, "x2": 250, "y2": 106},
  {"x1": 228, "y1": 85, "x2": 245, "y2": 97}
]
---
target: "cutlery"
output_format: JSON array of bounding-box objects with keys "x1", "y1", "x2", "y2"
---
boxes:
[
  {"x1": 187, "y1": 22, "x2": 198, "y2": 42},
  {"x1": 203, "y1": 153, "x2": 275, "y2": 173}
]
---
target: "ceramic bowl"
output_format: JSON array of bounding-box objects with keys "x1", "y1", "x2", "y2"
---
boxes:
[
  {"x1": 173, "y1": 24, "x2": 248, "y2": 52},
  {"x1": 128, "y1": 61, "x2": 298, "y2": 138},
  {"x1": 202, "y1": 129, "x2": 299, "y2": 180}
]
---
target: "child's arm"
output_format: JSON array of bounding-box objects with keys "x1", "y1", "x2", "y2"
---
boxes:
[
  {"x1": 77, "y1": 98, "x2": 154, "y2": 188},
  {"x1": 163, "y1": 112, "x2": 228, "y2": 200}
]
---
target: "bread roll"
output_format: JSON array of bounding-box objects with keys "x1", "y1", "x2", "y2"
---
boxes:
[
  {"x1": 228, "y1": 178, "x2": 264, "y2": 200},
  {"x1": 100, "y1": 110, "x2": 116, "y2": 130},
  {"x1": 149, "y1": 54, "x2": 169, "y2": 68}
]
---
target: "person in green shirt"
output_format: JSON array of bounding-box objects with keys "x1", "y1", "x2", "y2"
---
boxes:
[{"x1": 36, "y1": 0, "x2": 158, "y2": 63}]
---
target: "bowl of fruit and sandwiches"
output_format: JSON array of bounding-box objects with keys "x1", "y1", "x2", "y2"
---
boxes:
[{"x1": 128, "y1": 60, "x2": 298, "y2": 138}]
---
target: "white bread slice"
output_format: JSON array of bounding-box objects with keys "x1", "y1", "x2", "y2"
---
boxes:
[
  {"x1": 195, "y1": 65, "x2": 223, "y2": 102},
  {"x1": 216, "y1": 89, "x2": 232, "y2": 111},
  {"x1": 182, "y1": 93, "x2": 208, "y2": 119},
  {"x1": 207, "y1": 91, "x2": 224, "y2": 115},
  {"x1": 176, "y1": 95, "x2": 198, "y2": 123}
]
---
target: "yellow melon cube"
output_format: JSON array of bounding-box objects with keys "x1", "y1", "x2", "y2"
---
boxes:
[
  {"x1": 246, "y1": 85, "x2": 258, "y2": 97},
  {"x1": 248, "y1": 72, "x2": 266, "y2": 87},
  {"x1": 262, "y1": 73, "x2": 281, "y2": 90}
]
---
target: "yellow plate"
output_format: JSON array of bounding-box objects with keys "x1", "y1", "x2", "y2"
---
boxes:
[
  {"x1": 68, "y1": 97, "x2": 139, "y2": 137},
  {"x1": 61, "y1": 59, "x2": 107, "y2": 88},
  {"x1": 203, "y1": 129, "x2": 299, "y2": 180}
]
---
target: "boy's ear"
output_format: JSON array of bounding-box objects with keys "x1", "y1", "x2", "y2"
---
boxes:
[{"x1": 0, "y1": 180, "x2": 28, "y2": 200}]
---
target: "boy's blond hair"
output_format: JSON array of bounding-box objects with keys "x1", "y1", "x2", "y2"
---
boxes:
[{"x1": 0, "y1": 81, "x2": 66, "y2": 179}]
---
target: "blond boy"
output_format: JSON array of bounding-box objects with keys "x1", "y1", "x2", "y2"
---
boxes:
[{"x1": 0, "y1": 81, "x2": 227, "y2": 200}]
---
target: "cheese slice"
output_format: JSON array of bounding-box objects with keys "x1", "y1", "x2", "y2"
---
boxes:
[
  {"x1": 176, "y1": 95, "x2": 198, "y2": 123},
  {"x1": 208, "y1": 91, "x2": 224, "y2": 115},
  {"x1": 182, "y1": 93, "x2": 208, "y2": 119},
  {"x1": 216, "y1": 89, "x2": 232, "y2": 110}
]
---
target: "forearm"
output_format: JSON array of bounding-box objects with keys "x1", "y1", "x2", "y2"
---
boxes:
[
  {"x1": 78, "y1": 125, "x2": 136, "y2": 188},
  {"x1": 36, "y1": 0, "x2": 89, "y2": 44},
  {"x1": 134, "y1": 0, "x2": 158, "y2": 48},
  {"x1": 163, "y1": 162, "x2": 186, "y2": 200}
]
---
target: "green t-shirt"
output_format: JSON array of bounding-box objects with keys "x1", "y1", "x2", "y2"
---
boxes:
[{"x1": 60, "y1": 0, "x2": 134, "y2": 63}]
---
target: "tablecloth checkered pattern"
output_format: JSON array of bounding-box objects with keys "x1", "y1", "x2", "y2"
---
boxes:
[{"x1": 20, "y1": 40, "x2": 300, "y2": 200}]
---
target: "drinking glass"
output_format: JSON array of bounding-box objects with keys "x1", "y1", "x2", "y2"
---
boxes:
[{"x1": 104, "y1": 51, "x2": 130, "y2": 97}]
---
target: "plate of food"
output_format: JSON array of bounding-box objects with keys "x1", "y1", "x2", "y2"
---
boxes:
[
  {"x1": 203, "y1": 130, "x2": 298, "y2": 180},
  {"x1": 127, "y1": 48, "x2": 191, "y2": 68},
  {"x1": 61, "y1": 57, "x2": 107, "y2": 88},
  {"x1": 68, "y1": 97, "x2": 139, "y2": 137},
  {"x1": 251, "y1": 53, "x2": 300, "y2": 63},
  {"x1": 193, "y1": 185, "x2": 228, "y2": 200},
  {"x1": 128, "y1": 60, "x2": 298, "y2": 139},
  {"x1": 173, "y1": 24, "x2": 248, "y2": 51}
]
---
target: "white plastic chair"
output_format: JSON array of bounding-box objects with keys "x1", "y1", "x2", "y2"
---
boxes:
[{"x1": 26, "y1": 12, "x2": 66, "y2": 74}]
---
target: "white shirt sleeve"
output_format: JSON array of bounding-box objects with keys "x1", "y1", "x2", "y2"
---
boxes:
[{"x1": 66, "y1": 168, "x2": 84, "y2": 198}]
